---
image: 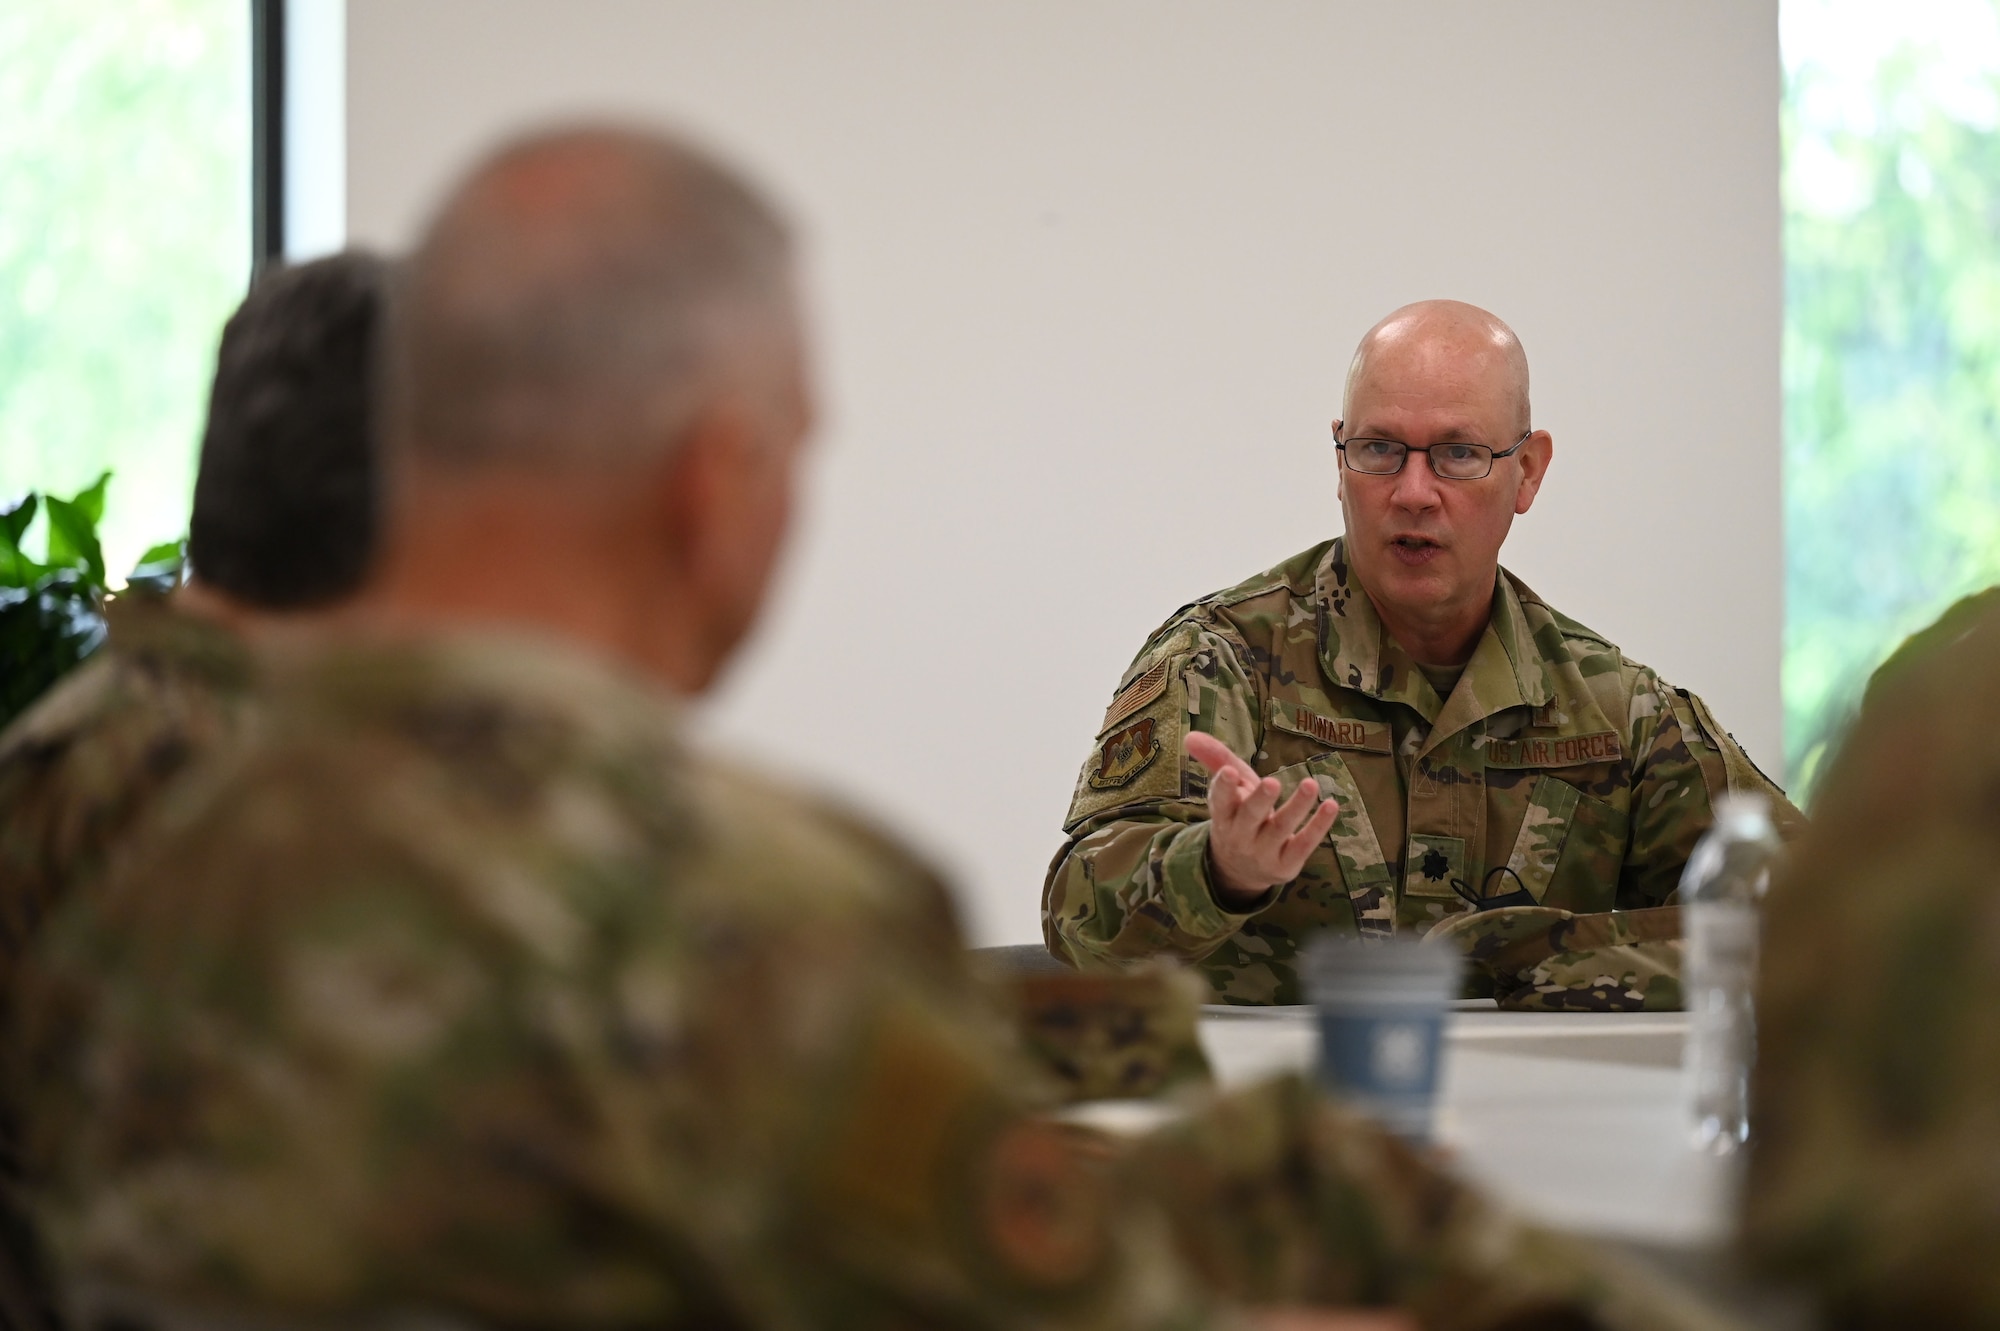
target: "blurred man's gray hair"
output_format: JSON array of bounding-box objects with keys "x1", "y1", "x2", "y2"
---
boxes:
[{"x1": 392, "y1": 124, "x2": 795, "y2": 468}]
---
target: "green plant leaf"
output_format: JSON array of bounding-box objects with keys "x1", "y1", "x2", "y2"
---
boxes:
[
  {"x1": 67, "y1": 471, "x2": 110, "y2": 526},
  {"x1": 43, "y1": 495, "x2": 106, "y2": 588},
  {"x1": 126, "y1": 537, "x2": 187, "y2": 594},
  {"x1": 0, "y1": 495, "x2": 35, "y2": 552},
  {"x1": 0, "y1": 495, "x2": 43, "y2": 589},
  {"x1": 134, "y1": 538, "x2": 184, "y2": 567}
]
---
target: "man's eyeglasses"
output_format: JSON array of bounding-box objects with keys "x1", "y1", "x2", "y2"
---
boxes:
[{"x1": 1335, "y1": 429, "x2": 1532, "y2": 481}]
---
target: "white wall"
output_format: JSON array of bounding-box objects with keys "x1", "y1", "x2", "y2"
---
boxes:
[{"x1": 344, "y1": 0, "x2": 1782, "y2": 946}]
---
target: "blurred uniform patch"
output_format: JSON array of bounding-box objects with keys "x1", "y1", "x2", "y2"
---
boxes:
[{"x1": 1003, "y1": 963, "x2": 1210, "y2": 1103}]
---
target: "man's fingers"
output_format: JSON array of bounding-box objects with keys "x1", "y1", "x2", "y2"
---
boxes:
[
  {"x1": 1267, "y1": 776, "x2": 1322, "y2": 837},
  {"x1": 1235, "y1": 774, "x2": 1282, "y2": 824},
  {"x1": 1208, "y1": 762, "x2": 1248, "y2": 818},
  {"x1": 1185, "y1": 731, "x2": 1254, "y2": 781},
  {"x1": 1278, "y1": 799, "x2": 1341, "y2": 872}
]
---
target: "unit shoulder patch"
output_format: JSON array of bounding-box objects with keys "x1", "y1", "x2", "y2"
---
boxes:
[
  {"x1": 1088, "y1": 716, "x2": 1162, "y2": 790},
  {"x1": 1098, "y1": 660, "x2": 1169, "y2": 735},
  {"x1": 1483, "y1": 730, "x2": 1624, "y2": 769}
]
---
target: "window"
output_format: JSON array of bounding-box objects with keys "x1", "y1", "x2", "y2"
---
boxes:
[
  {"x1": 1783, "y1": 0, "x2": 2000, "y2": 796},
  {"x1": 0, "y1": 1, "x2": 252, "y2": 577}
]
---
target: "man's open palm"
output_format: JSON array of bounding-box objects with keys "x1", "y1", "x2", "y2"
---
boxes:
[{"x1": 1185, "y1": 731, "x2": 1340, "y2": 907}]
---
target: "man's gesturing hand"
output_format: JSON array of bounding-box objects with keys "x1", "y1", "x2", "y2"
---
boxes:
[{"x1": 1185, "y1": 731, "x2": 1340, "y2": 908}]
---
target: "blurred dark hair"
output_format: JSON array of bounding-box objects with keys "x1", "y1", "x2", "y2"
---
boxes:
[{"x1": 188, "y1": 250, "x2": 388, "y2": 609}]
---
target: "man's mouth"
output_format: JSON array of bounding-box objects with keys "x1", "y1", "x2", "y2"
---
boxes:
[{"x1": 1388, "y1": 535, "x2": 1443, "y2": 565}]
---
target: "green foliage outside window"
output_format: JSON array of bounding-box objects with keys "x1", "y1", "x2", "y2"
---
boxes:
[
  {"x1": 0, "y1": 1, "x2": 248, "y2": 580},
  {"x1": 1784, "y1": 0, "x2": 2000, "y2": 799},
  {"x1": 0, "y1": 472, "x2": 182, "y2": 731}
]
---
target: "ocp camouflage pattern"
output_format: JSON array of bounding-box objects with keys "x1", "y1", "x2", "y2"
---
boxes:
[
  {"x1": 1745, "y1": 590, "x2": 2000, "y2": 1324},
  {"x1": 0, "y1": 592, "x2": 254, "y2": 1331},
  {"x1": 14, "y1": 628, "x2": 1737, "y2": 1331},
  {"x1": 0, "y1": 592, "x2": 253, "y2": 986},
  {"x1": 997, "y1": 962, "x2": 1212, "y2": 1103},
  {"x1": 1426, "y1": 905, "x2": 1683, "y2": 1012},
  {"x1": 1044, "y1": 539, "x2": 1803, "y2": 1005},
  {"x1": 15, "y1": 631, "x2": 1213, "y2": 1330}
]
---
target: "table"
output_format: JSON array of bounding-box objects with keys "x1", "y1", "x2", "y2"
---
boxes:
[{"x1": 1195, "y1": 1002, "x2": 1737, "y2": 1248}]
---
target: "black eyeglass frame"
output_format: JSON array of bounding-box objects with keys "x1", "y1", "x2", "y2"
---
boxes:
[{"x1": 1333, "y1": 428, "x2": 1534, "y2": 481}]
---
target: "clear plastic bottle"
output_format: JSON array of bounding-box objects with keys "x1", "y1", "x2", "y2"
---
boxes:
[{"x1": 1679, "y1": 791, "x2": 1784, "y2": 1154}]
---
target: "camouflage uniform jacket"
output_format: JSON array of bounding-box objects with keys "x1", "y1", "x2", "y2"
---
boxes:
[
  {"x1": 1045, "y1": 538, "x2": 1801, "y2": 1004},
  {"x1": 0, "y1": 591, "x2": 252, "y2": 983},
  {"x1": 16, "y1": 630, "x2": 1714, "y2": 1331},
  {"x1": 0, "y1": 592, "x2": 252, "y2": 1331}
]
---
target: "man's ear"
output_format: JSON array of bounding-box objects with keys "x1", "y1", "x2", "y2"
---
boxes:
[
  {"x1": 652, "y1": 423, "x2": 707, "y2": 566},
  {"x1": 656, "y1": 400, "x2": 769, "y2": 578},
  {"x1": 651, "y1": 410, "x2": 728, "y2": 562},
  {"x1": 1332, "y1": 419, "x2": 1345, "y2": 502},
  {"x1": 1512, "y1": 430, "x2": 1554, "y2": 515}
]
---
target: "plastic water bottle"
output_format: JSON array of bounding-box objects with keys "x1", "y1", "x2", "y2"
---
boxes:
[{"x1": 1680, "y1": 792, "x2": 1783, "y2": 1154}]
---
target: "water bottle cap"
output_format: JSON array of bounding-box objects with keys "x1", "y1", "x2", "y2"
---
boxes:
[{"x1": 1713, "y1": 790, "x2": 1773, "y2": 833}]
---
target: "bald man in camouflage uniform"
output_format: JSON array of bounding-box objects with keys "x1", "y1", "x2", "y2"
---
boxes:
[
  {"x1": 1045, "y1": 303, "x2": 1800, "y2": 1007},
  {"x1": 13, "y1": 131, "x2": 1731, "y2": 1331}
]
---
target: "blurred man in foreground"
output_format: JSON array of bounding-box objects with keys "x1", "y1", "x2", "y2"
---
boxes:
[
  {"x1": 16, "y1": 128, "x2": 1712, "y2": 1331},
  {"x1": 1045, "y1": 301, "x2": 1801, "y2": 1007},
  {"x1": 0, "y1": 251, "x2": 385, "y2": 1331},
  {"x1": 1746, "y1": 589, "x2": 2000, "y2": 1322}
]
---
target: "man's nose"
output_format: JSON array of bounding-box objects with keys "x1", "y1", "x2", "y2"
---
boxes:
[{"x1": 1388, "y1": 453, "x2": 1443, "y2": 510}]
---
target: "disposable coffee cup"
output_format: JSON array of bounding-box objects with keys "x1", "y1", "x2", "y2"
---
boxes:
[{"x1": 1303, "y1": 935, "x2": 1463, "y2": 1143}]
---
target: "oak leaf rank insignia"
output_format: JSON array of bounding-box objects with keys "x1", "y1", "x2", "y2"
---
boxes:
[{"x1": 1089, "y1": 717, "x2": 1161, "y2": 790}]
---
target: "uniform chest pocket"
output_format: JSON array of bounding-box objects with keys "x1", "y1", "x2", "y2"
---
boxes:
[
  {"x1": 1498, "y1": 776, "x2": 1625, "y2": 912},
  {"x1": 1495, "y1": 774, "x2": 1579, "y2": 905},
  {"x1": 1266, "y1": 752, "x2": 1399, "y2": 937}
]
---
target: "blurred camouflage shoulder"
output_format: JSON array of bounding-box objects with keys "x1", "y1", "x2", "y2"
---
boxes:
[
  {"x1": 0, "y1": 592, "x2": 253, "y2": 1331},
  {"x1": 0, "y1": 592, "x2": 253, "y2": 978},
  {"x1": 13, "y1": 631, "x2": 1108, "y2": 1330},
  {"x1": 1746, "y1": 586, "x2": 2000, "y2": 1323},
  {"x1": 1863, "y1": 582, "x2": 2000, "y2": 710}
]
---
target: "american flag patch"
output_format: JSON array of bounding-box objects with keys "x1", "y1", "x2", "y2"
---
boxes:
[{"x1": 1099, "y1": 660, "x2": 1169, "y2": 735}]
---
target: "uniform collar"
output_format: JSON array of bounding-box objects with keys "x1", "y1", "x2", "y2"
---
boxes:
[
  {"x1": 104, "y1": 589, "x2": 254, "y2": 686},
  {"x1": 1316, "y1": 537, "x2": 1555, "y2": 729}
]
